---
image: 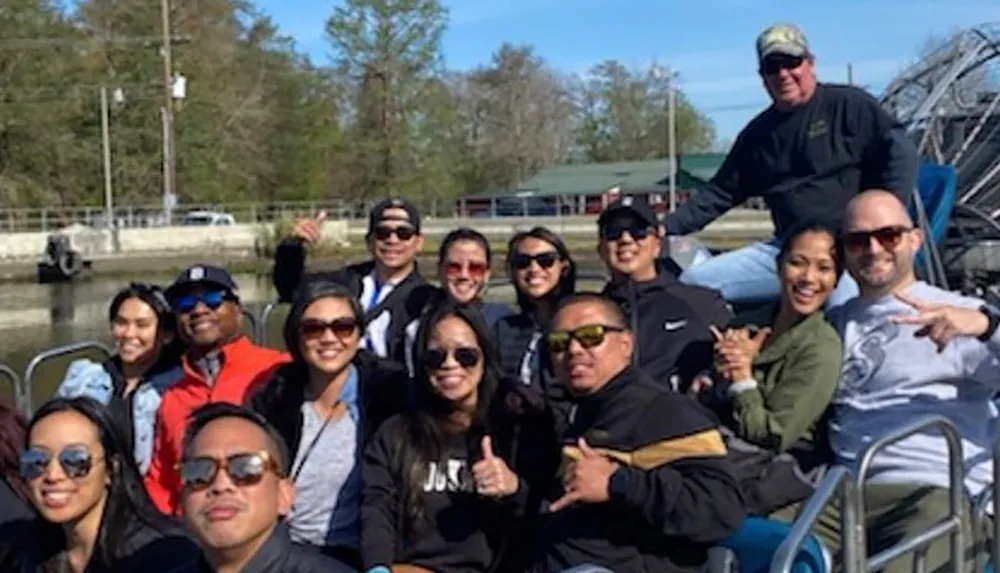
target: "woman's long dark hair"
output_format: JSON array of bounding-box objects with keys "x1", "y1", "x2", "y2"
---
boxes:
[
  {"x1": 506, "y1": 227, "x2": 577, "y2": 322},
  {"x1": 0, "y1": 403, "x2": 28, "y2": 503},
  {"x1": 10, "y1": 397, "x2": 176, "y2": 571},
  {"x1": 108, "y1": 283, "x2": 184, "y2": 374},
  {"x1": 400, "y1": 301, "x2": 510, "y2": 531}
]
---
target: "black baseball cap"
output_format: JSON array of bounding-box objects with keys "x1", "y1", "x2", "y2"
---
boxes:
[
  {"x1": 368, "y1": 198, "x2": 421, "y2": 234},
  {"x1": 598, "y1": 196, "x2": 659, "y2": 230},
  {"x1": 164, "y1": 264, "x2": 240, "y2": 302}
]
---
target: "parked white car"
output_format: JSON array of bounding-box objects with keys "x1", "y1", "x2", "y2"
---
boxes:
[{"x1": 180, "y1": 210, "x2": 235, "y2": 226}]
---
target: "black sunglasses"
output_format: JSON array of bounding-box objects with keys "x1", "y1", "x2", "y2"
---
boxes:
[
  {"x1": 20, "y1": 445, "x2": 100, "y2": 481},
  {"x1": 600, "y1": 225, "x2": 653, "y2": 242},
  {"x1": 299, "y1": 317, "x2": 359, "y2": 341},
  {"x1": 179, "y1": 451, "x2": 283, "y2": 491},
  {"x1": 511, "y1": 251, "x2": 560, "y2": 270},
  {"x1": 547, "y1": 324, "x2": 626, "y2": 353},
  {"x1": 423, "y1": 346, "x2": 482, "y2": 370},
  {"x1": 373, "y1": 225, "x2": 417, "y2": 241},
  {"x1": 760, "y1": 55, "x2": 806, "y2": 75}
]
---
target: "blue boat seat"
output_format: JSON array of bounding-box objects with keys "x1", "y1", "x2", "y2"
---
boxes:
[
  {"x1": 718, "y1": 517, "x2": 828, "y2": 573},
  {"x1": 910, "y1": 163, "x2": 958, "y2": 270}
]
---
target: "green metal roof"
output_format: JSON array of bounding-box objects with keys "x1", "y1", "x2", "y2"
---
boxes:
[{"x1": 466, "y1": 154, "x2": 726, "y2": 199}]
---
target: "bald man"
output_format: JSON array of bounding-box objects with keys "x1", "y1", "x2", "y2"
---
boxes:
[{"x1": 815, "y1": 189, "x2": 1000, "y2": 571}]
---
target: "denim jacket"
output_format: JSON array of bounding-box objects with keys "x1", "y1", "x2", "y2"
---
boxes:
[{"x1": 56, "y1": 358, "x2": 183, "y2": 474}]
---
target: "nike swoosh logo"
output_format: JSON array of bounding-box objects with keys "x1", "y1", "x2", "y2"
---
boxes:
[{"x1": 664, "y1": 320, "x2": 688, "y2": 331}]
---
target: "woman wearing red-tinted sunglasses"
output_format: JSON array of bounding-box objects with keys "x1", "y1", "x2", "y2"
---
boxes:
[{"x1": 402, "y1": 229, "x2": 513, "y2": 375}]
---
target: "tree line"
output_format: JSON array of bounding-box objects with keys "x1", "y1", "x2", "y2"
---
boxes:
[{"x1": 1, "y1": 0, "x2": 718, "y2": 210}]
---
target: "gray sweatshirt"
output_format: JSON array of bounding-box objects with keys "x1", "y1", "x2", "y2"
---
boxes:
[{"x1": 828, "y1": 281, "x2": 1000, "y2": 509}]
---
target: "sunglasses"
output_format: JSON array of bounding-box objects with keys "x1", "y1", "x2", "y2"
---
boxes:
[
  {"x1": 299, "y1": 317, "x2": 358, "y2": 341},
  {"x1": 373, "y1": 225, "x2": 417, "y2": 241},
  {"x1": 601, "y1": 225, "x2": 653, "y2": 242},
  {"x1": 511, "y1": 251, "x2": 560, "y2": 270},
  {"x1": 444, "y1": 261, "x2": 488, "y2": 278},
  {"x1": 423, "y1": 346, "x2": 482, "y2": 370},
  {"x1": 20, "y1": 445, "x2": 100, "y2": 481},
  {"x1": 760, "y1": 55, "x2": 806, "y2": 75},
  {"x1": 179, "y1": 451, "x2": 283, "y2": 491},
  {"x1": 172, "y1": 290, "x2": 230, "y2": 313},
  {"x1": 842, "y1": 226, "x2": 913, "y2": 253},
  {"x1": 547, "y1": 324, "x2": 626, "y2": 353}
]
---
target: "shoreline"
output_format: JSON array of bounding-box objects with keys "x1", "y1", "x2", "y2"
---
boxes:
[{"x1": 0, "y1": 236, "x2": 751, "y2": 285}]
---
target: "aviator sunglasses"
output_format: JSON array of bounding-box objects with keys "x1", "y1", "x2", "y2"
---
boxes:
[
  {"x1": 172, "y1": 290, "x2": 231, "y2": 313},
  {"x1": 423, "y1": 346, "x2": 482, "y2": 370},
  {"x1": 373, "y1": 225, "x2": 417, "y2": 241},
  {"x1": 299, "y1": 316, "x2": 359, "y2": 341},
  {"x1": 547, "y1": 324, "x2": 626, "y2": 353},
  {"x1": 20, "y1": 445, "x2": 101, "y2": 481},
  {"x1": 842, "y1": 225, "x2": 913, "y2": 253},
  {"x1": 510, "y1": 251, "x2": 560, "y2": 270},
  {"x1": 179, "y1": 451, "x2": 283, "y2": 491}
]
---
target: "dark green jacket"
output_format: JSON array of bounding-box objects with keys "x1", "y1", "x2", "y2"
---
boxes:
[{"x1": 725, "y1": 310, "x2": 842, "y2": 454}]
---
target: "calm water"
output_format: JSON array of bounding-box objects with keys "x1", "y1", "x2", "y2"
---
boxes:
[{"x1": 0, "y1": 268, "x2": 609, "y2": 409}]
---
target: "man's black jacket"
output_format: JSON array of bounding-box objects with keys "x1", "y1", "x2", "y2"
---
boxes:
[
  {"x1": 170, "y1": 524, "x2": 356, "y2": 573},
  {"x1": 272, "y1": 238, "x2": 436, "y2": 364},
  {"x1": 666, "y1": 82, "x2": 919, "y2": 239},
  {"x1": 533, "y1": 365, "x2": 745, "y2": 573},
  {"x1": 603, "y1": 266, "x2": 732, "y2": 390}
]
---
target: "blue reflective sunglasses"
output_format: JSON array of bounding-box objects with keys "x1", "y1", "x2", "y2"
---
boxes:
[{"x1": 172, "y1": 290, "x2": 229, "y2": 313}]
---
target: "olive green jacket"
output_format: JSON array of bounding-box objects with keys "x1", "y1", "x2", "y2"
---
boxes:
[{"x1": 726, "y1": 310, "x2": 842, "y2": 454}]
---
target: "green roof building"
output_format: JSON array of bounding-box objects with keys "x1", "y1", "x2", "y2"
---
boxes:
[{"x1": 462, "y1": 154, "x2": 726, "y2": 216}]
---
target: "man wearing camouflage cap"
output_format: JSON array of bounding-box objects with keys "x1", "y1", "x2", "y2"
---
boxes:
[{"x1": 666, "y1": 23, "x2": 919, "y2": 309}]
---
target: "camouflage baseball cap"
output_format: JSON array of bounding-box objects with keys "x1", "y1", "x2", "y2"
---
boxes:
[{"x1": 756, "y1": 23, "x2": 811, "y2": 61}]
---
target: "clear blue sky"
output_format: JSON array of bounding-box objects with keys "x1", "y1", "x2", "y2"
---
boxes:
[{"x1": 255, "y1": 0, "x2": 1000, "y2": 141}]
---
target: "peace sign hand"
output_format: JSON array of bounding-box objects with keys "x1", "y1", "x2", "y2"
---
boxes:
[{"x1": 892, "y1": 293, "x2": 990, "y2": 352}]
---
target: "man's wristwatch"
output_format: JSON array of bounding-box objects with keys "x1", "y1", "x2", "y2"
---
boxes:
[{"x1": 978, "y1": 305, "x2": 1000, "y2": 342}]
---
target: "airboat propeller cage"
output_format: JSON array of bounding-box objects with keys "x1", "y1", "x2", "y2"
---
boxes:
[
  {"x1": 880, "y1": 23, "x2": 1000, "y2": 295},
  {"x1": 881, "y1": 23, "x2": 1000, "y2": 213}
]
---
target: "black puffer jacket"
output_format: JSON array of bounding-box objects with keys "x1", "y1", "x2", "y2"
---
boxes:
[
  {"x1": 169, "y1": 524, "x2": 357, "y2": 573},
  {"x1": 1, "y1": 514, "x2": 199, "y2": 572}
]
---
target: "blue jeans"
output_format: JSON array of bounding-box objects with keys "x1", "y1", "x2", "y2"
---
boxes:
[{"x1": 679, "y1": 240, "x2": 858, "y2": 308}]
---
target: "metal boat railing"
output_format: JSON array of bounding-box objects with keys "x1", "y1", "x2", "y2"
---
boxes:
[{"x1": 23, "y1": 341, "x2": 113, "y2": 414}]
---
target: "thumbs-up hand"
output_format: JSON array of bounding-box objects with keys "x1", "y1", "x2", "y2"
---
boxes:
[
  {"x1": 472, "y1": 436, "x2": 519, "y2": 499},
  {"x1": 288, "y1": 211, "x2": 327, "y2": 245},
  {"x1": 548, "y1": 439, "x2": 619, "y2": 512}
]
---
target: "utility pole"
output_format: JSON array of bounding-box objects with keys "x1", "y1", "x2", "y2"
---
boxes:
[
  {"x1": 667, "y1": 67, "x2": 677, "y2": 212},
  {"x1": 847, "y1": 62, "x2": 854, "y2": 86},
  {"x1": 101, "y1": 86, "x2": 114, "y2": 229},
  {"x1": 160, "y1": 0, "x2": 176, "y2": 223}
]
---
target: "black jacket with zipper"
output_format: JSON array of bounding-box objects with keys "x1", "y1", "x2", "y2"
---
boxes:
[
  {"x1": 169, "y1": 523, "x2": 356, "y2": 573},
  {"x1": 248, "y1": 350, "x2": 410, "y2": 470},
  {"x1": 603, "y1": 265, "x2": 731, "y2": 391},
  {"x1": 273, "y1": 238, "x2": 437, "y2": 365},
  {"x1": 533, "y1": 365, "x2": 745, "y2": 573}
]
